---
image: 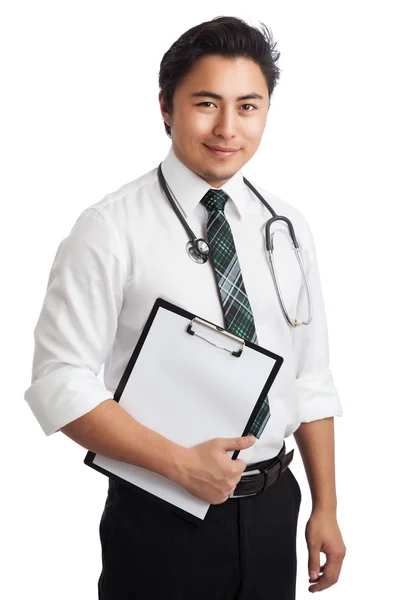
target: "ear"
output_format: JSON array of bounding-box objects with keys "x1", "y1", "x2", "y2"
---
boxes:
[{"x1": 158, "y1": 90, "x2": 172, "y2": 127}]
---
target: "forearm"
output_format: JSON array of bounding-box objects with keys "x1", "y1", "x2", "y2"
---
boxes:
[
  {"x1": 293, "y1": 416, "x2": 337, "y2": 513},
  {"x1": 60, "y1": 399, "x2": 185, "y2": 481}
]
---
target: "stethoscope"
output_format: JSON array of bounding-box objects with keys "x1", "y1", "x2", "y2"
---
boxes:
[{"x1": 157, "y1": 163, "x2": 312, "y2": 328}]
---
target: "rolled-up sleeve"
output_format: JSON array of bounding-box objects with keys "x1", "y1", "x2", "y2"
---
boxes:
[
  {"x1": 291, "y1": 215, "x2": 343, "y2": 423},
  {"x1": 24, "y1": 207, "x2": 125, "y2": 436}
]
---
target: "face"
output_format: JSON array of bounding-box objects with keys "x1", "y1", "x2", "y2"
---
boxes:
[{"x1": 159, "y1": 55, "x2": 270, "y2": 188}]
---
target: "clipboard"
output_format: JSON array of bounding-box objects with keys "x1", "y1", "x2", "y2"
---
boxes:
[{"x1": 84, "y1": 297, "x2": 284, "y2": 525}]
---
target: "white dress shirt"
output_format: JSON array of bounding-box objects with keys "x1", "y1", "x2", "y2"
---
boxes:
[{"x1": 24, "y1": 145, "x2": 342, "y2": 464}]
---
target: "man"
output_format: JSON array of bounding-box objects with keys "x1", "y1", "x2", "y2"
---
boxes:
[{"x1": 24, "y1": 16, "x2": 346, "y2": 599}]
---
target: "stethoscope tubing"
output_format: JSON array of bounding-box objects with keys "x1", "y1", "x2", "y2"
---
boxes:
[{"x1": 156, "y1": 163, "x2": 312, "y2": 327}]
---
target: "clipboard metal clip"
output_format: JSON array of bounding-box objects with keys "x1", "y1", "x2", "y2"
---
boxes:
[{"x1": 186, "y1": 317, "x2": 245, "y2": 357}]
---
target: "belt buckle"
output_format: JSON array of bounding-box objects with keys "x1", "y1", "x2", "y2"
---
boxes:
[
  {"x1": 229, "y1": 469, "x2": 267, "y2": 499},
  {"x1": 229, "y1": 488, "x2": 259, "y2": 499}
]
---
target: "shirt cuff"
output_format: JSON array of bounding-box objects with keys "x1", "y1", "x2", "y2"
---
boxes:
[
  {"x1": 296, "y1": 370, "x2": 343, "y2": 423},
  {"x1": 24, "y1": 365, "x2": 114, "y2": 436}
]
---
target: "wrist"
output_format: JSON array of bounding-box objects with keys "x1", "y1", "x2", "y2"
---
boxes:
[
  {"x1": 310, "y1": 486, "x2": 337, "y2": 515},
  {"x1": 162, "y1": 442, "x2": 191, "y2": 484},
  {"x1": 311, "y1": 502, "x2": 337, "y2": 516}
]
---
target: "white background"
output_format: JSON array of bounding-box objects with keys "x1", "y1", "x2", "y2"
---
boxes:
[{"x1": 2, "y1": 1, "x2": 399, "y2": 598}]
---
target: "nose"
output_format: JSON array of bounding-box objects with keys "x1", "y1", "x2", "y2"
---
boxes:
[{"x1": 212, "y1": 107, "x2": 237, "y2": 139}]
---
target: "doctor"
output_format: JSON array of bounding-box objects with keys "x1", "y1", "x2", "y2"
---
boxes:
[{"x1": 25, "y1": 15, "x2": 346, "y2": 600}]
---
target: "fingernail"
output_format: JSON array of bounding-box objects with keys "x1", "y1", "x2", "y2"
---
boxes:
[{"x1": 310, "y1": 571, "x2": 317, "y2": 580}]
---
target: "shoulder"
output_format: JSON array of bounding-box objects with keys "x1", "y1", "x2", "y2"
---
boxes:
[
  {"x1": 66, "y1": 165, "x2": 161, "y2": 247},
  {"x1": 62, "y1": 166, "x2": 160, "y2": 283},
  {"x1": 84, "y1": 166, "x2": 159, "y2": 222},
  {"x1": 63, "y1": 164, "x2": 159, "y2": 252}
]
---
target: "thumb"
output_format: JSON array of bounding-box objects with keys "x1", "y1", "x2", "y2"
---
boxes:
[
  {"x1": 308, "y1": 549, "x2": 321, "y2": 582},
  {"x1": 219, "y1": 435, "x2": 257, "y2": 450},
  {"x1": 244, "y1": 434, "x2": 257, "y2": 445}
]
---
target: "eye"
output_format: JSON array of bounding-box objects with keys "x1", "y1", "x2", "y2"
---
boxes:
[
  {"x1": 197, "y1": 102, "x2": 217, "y2": 108},
  {"x1": 196, "y1": 102, "x2": 257, "y2": 111}
]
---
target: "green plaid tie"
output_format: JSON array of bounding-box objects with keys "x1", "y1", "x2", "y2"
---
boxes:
[{"x1": 200, "y1": 188, "x2": 271, "y2": 438}]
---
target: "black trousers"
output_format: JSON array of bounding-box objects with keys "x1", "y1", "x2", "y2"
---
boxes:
[{"x1": 98, "y1": 454, "x2": 301, "y2": 600}]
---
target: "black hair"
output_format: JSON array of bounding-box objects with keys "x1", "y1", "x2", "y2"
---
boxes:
[{"x1": 158, "y1": 16, "x2": 281, "y2": 138}]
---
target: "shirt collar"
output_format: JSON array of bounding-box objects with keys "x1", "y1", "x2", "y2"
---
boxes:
[{"x1": 160, "y1": 145, "x2": 248, "y2": 219}]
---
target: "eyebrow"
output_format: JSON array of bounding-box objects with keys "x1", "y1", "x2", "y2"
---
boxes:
[{"x1": 190, "y1": 90, "x2": 264, "y2": 101}]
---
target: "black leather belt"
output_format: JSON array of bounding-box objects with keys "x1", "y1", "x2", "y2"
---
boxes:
[{"x1": 229, "y1": 443, "x2": 294, "y2": 499}]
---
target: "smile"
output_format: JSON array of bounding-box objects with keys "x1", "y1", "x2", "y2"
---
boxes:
[{"x1": 204, "y1": 145, "x2": 239, "y2": 157}]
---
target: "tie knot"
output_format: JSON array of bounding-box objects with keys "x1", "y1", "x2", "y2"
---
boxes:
[{"x1": 200, "y1": 188, "x2": 230, "y2": 213}]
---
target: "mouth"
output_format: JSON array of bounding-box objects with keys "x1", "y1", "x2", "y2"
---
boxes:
[{"x1": 204, "y1": 144, "x2": 240, "y2": 158}]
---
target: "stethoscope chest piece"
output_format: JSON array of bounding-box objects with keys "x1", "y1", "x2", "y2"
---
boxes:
[{"x1": 186, "y1": 238, "x2": 210, "y2": 263}]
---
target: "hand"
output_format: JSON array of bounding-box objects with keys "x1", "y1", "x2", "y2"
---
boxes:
[
  {"x1": 305, "y1": 509, "x2": 346, "y2": 593},
  {"x1": 173, "y1": 435, "x2": 256, "y2": 504}
]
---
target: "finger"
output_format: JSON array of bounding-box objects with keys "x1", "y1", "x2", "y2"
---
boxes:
[
  {"x1": 308, "y1": 547, "x2": 321, "y2": 584},
  {"x1": 308, "y1": 564, "x2": 324, "y2": 583},
  {"x1": 309, "y1": 555, "x2": 343, "y2": 593}
]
